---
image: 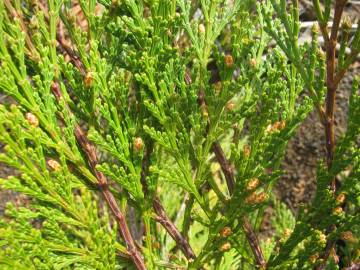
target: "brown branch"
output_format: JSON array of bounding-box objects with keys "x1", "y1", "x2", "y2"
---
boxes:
[
  {"x1": 140, "y1": 142, "x2": 196, "y2": 260},
  {"x1": 3, "y1": 0, "x2": 40, "y2": 61},
  {"x1": 242, "y1": 217, "x2": 267, "y2": 268},
  {"x1": 56, "y1": 32, "x2": 87, "y2": 76},
  {"x1": 35, "y1": 0, "x2": 87, "y2": 75},
  {"x1": 324, "y1": 0, "x2": 347, "y2": 170},
  {"x1": 211, "y1": 142, "x2": 235, "y2": 194},
  {"x1": 196, "y1": 87, "x2": 266, "y2": 269},
  {"x1": 153, "y1": 199, "x2": 196, "y2": 260},
  {"x1": 212, "y1": 140, "x2": 266, "y2": 269},
  {"x1": 14, "y1": 1, "x2": 144, "y2": 267},
  {"x1": 51, "y1": 82, "x2": 146, "y2": 270},
  {"x1": 316, "y1": 1, "x2": 348, "y2": 269}
]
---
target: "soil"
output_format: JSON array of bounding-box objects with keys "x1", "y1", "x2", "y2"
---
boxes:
[
  {"x1": 274, "y1": 1, "x2": 360, "y2": 212},
  {"x1": 275, "y1": 64, "x2": 359, "y2": 212}
]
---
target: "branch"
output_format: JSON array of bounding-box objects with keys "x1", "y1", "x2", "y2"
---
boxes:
[
  {"x1": 56, "y1": 31, "x2": 86, "y2": 76},
  {"x1": 3, "y1": 0, "x2": 40, "y2": 60},
  {"x1": 140, "y1": 142, "x2": 196, "y2": 260},
  {"x1": 153, "y1": 199, "x2": 196, "y2": 260},
  {"x1": 316, "y1": 0, "x2": 348, "y2": 269},
  {"x1": 51, "y1": 82, "x2": 146, "y2": 270},
  {"x1": 34, "y1": 0, "x2": 87, "y2": 75},
  {"x1": 211, "y1": 142, "x2": 235, "y2": 194},
  {"x1": 242, "y1": 217, "x2": 267, "y2": 268},
  {"x1": 196, "y1": 87, "x2": 266, "y2": 269},
  {"x1": 212, "y1": 140, "x2": 267, "y2": 269}
]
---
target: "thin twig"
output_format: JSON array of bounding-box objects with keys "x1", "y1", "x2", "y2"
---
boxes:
[
  {"x1": 211, "y1": 142, "x2": 235, "y2": 194},
  {"x1": 153, "y1": 199, "x2": 196, "y2": 260},
  {"x1": 140, "y1": 142, "x2": 196, "y2": 260},
  {"x1": 196, "y1": 87, "x2": 267, "y2": 269},
  {"x1": 213, "y1": 141, "x2": 267, "y2": 269},
  {"x1": 34, "y1": 0, "x2": 87, "y2": 75},
  {"x1": 3, "y1": 0, "x2": 39, "y2": 60},
  {"x1": 56, "y1": 31, "x2": 86, "y2": 75},
  {"x1": 316, "y1": 0, "x2": 348, "y2": 269},
  {"x1": 51, "y1": 82, "x2": 146, "y2": 270}
]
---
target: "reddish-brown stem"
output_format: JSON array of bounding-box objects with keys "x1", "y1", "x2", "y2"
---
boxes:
[
  {"x1": 153, "y1": 199, "x2": 196, "y2": 260},
  {"x1": 56, "y1": 33, "x2": 87, "y2": 76},
  {"x1": 316, "y1": 1, "x2": 348, "y2": 269},
  {"x1": 3, "y1": 0, "x2": 39, "y2": 60},
  {"x1": 213, "y1": 141, "x2": 266, "y2": 269},
  {"x1": 324, "y1": 0, "x2": 347, "y2": 176},
  {"x1": 242, "y1": 217, "x2": 267, "y2": 268},
  {"x1": 36, "y1": 0, "x2": 87, "y2": 75},
  {"x1": 140, "y1": 142, "x2": 196, "y2": 260},
  {"x1": 211, "y1": 142, "x2": 235, "y2": 194},
  {"x1": 196, "y1": 88, "x2": 266, "y2": 269},
  {"x1": 51, "y1": 82, "x2": 146, "y2": 270}
]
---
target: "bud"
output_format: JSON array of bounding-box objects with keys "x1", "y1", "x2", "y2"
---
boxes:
[
  {"x1": 152, "y1": 242, "x2": 161, "y2": 249},
  {"x1": 224, "y1": 54, "x2": 234, "y2": 67},
  {"x1": 255, "y1": 192, "x2": 268, "y2": 203},
  {"x1": 245, "y1": 192, "x2": 267, "y2": 204},
  {"x1": 333, "y1": 206, "x2": 343, "y2": 215},
  {"x1": 274, "y1": 121, "x2": 286, "y2": 130},
  {"x1": 200, "y1": 104, "x2": 209, "y2": 118},
  {"x1": 47, "y1": 159, "x2": 61, "y2": 171},
  {"x1": 198, "y1": 23, "x2": 205, "y2": 34},
  {"x1": 318, "y1": 232, "x2": 327, "y2": 245},
  {"x1": 25, "y1": 112, "x2": 39, "y2": 127},
  {"x1": 340, "y1": 231, "x2": 357, "y2": 243},
  {"x1": 283, "y1": 228, "x2": 292, "y2": 237},
  {"x1": 219, "y1": 242, "x2": 231, "y2": 252},
  {"x1": 246, "y1": 178, "x2": 260, "y2": 191},
  {"x1": 265, "y1": 121, "x2": 286, "y2": 134},
  {"x1": 336, "y1": 193, "x2": 346, "y2": 204},
  {"x1": 249, "y1": 58, "x2": 257, "y2": 68},
  {"x1": 309, "y1": 253, "x2": 319, "y2": 264},
  {"x1": 226, "y1": 101, "x2": 235, "y2": 111},
  {"x1": 220, "y1": 227, "x2": 232, "y2": 238},
  {"x1": 214, "y1": 81, "x2": 222, "y2": 94},
  {"x1": 243, "y1": 145, "x2": 251, "y2": 158},
  {"x1": 245, "y1": 192, "x2": 257, "y2": 204},
  {"x1": 134, "y1": 137, "x2": 143, "y2": 152},
  {"x1": 29, "y1": 15, "x2": 39, "y2": 29},
  {"x1": 311, "y1": 23, "x2": 319, "y2": 35},
  {"x1": 317, "y1": 49, "x2": 326, "y2": 60},
  {"x1": 84, "y1": 71, "x2": 95, "y2": 87},
  {"x1": 342, "y1": 16, "x2": 352, "y2": 30}
]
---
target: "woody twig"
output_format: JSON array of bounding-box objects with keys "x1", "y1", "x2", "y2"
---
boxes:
[
  {"x1": 140, "y1": 142, "x2": 196, "y2": 260},
  {"x1": 197, "y1": 88, "x2": 267, "y2": 269},
  {"x1": 51, "y1": 82, "x2": 146, "y2": 270}
]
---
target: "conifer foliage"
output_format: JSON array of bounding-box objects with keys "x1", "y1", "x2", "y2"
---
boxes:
[{"x1": 0, "y1": 0, "x2": 359, "y2": 269}]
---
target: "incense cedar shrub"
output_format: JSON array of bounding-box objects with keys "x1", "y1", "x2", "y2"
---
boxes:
[{"x1": 0, "y1": 0, "x2": 359, "y2": 269}]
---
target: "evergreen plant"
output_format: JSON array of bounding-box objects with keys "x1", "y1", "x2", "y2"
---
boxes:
[{"x1": 0, "y1": 0, "x2": 359, "y2": 269}]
